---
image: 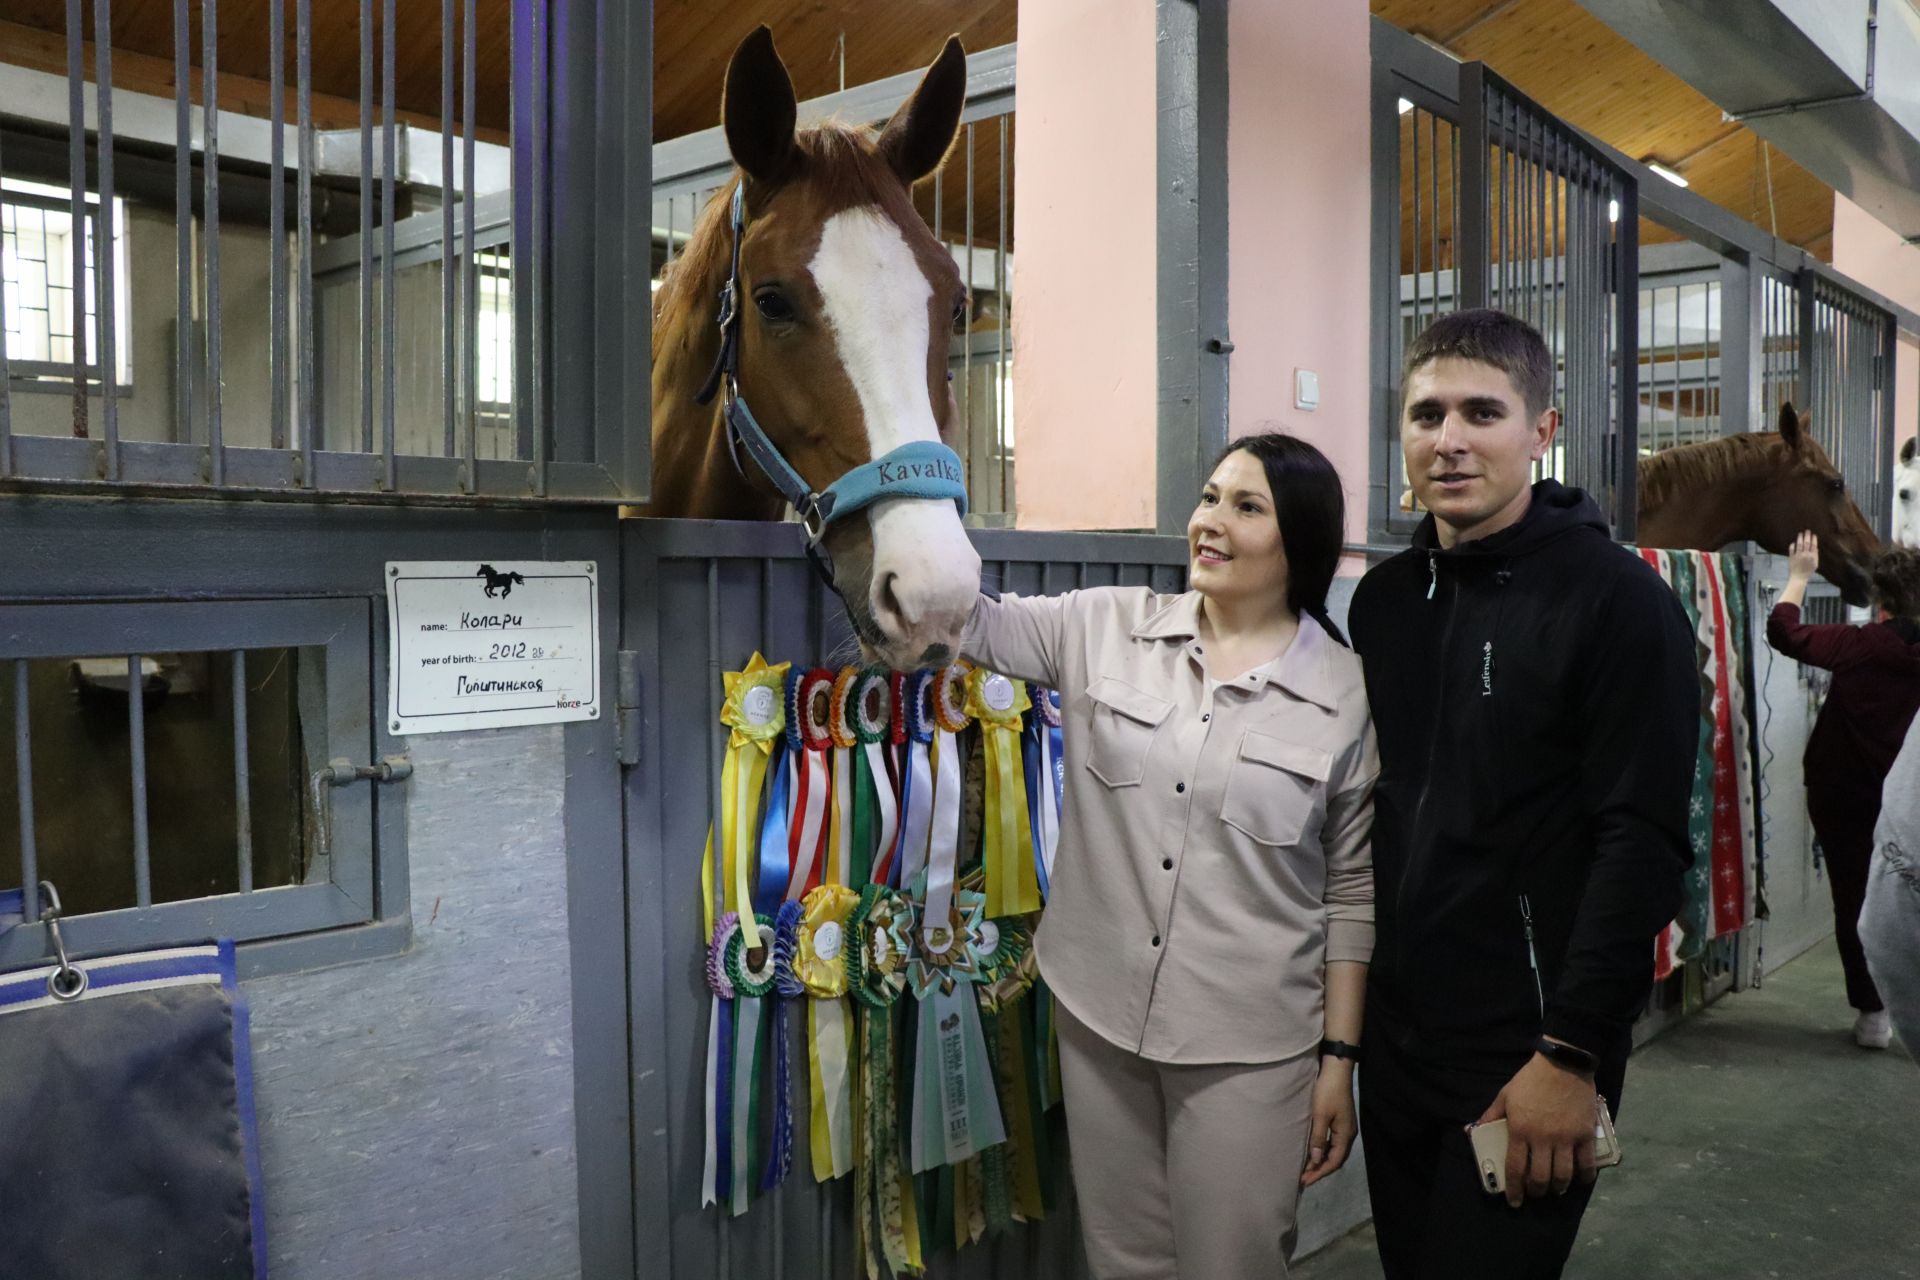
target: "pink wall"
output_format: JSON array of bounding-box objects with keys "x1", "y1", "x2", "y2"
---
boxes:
[
  {"x1": 1833, "y1": 194, "x2": 1920, "y2": 454},
  {"x1": 1010, "y1": 0, "x2": 1159, "y2": 530},
  {"x1": 1227, "y1": 0, "x2": 1374, "y2": 566}
]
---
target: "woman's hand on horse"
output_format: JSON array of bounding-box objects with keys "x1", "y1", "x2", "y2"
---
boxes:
[{"x1": 1788, "y1": 530, "x2": 1820, "y2": 582}]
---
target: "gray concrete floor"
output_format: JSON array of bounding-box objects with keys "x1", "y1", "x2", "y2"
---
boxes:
[{"x1": 1297, "y1": 937, "x2": 1919, "y2": 1280}]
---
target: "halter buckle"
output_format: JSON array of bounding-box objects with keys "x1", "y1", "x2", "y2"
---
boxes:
[{"x1": 798, "y1": 497, "x2": 827, "y2": 544}]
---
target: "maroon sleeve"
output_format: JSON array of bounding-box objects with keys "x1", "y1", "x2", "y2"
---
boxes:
[{"x1": 1766, "y1": 601, "x2": 1870, "y2": 671}]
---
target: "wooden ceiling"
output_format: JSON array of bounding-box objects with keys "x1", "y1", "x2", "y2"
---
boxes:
[
  {"x1": 0, "y1": 0, "x2": 1835, "y2": 262},
  {"x1": 1373, "y1": 0, "x2": 1836, "y2": 261}
]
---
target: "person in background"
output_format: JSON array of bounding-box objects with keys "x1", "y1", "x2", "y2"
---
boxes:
[
  {"x1": 960, "y1": 432, "x2": 1376, "y2": 1278},
  {"x1": 1767, "y1": 538, "x2": 1920, "y2": 1050},
  {"x1": 1349, "y1": 308, "x2": 1697, "y2": 1279},
  {"x1": 1862, "y1": 712, "x2": 1920, "y2": 1061}
]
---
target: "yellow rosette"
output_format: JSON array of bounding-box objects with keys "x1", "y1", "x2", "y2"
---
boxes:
[
  {"x1": 964, "y1": 669, "x2": 1042, "y2": 918},
  {"x1": 799, "y1": 883, "x2": 861, "y2": 1181},
  {"x1": 707, "y1": 652, "x2": 791, "y2": 932}
]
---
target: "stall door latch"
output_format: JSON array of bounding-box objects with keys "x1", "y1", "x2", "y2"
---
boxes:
[{"x1": 322, "y1": 756, "x2": 414, "y2": 786}]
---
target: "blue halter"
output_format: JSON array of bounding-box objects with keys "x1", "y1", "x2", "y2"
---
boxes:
[{"x1": 695, "y1": 184, "x2": 969, "y2": 585}]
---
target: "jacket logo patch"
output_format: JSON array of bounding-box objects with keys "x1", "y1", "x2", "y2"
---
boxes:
[{"x1": 1481, "y1": 641, "x2": 1494, "y2": 697}]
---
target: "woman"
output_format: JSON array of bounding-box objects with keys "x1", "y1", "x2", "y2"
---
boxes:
[
  {"x1": 1768, "y1": 534, "x2": 1920, "y2": 1050},
  {"x1": 962, "y1": 433, "x2": 1376, "y2": 1278}
]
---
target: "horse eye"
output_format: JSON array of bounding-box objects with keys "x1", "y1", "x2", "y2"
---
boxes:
[
  {"x1": 754, "y1": 291, "x2": 794, "y2": 323},
  {"x1": 1829, "y1": 477, "x2": 1845, "y2": 493}
]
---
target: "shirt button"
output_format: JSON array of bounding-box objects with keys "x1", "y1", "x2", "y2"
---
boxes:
[
  {"x1": 1162, "y1": 858, "x2": 1173, "y2": 870},
  {"x1": 1151, "y1": 935, "x2": 1162, "y2": 947},
  {"x1": 1175, "y1": 782, "x2": 1186, "y2": 793},
  {"x1": 1201, "y1": 713, "x2": 1211, "y2": 722}
]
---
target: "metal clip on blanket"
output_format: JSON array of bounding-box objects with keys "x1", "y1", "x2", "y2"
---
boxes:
[{"x1": 39, "y1": 881, "x2": 87, "y2": 1001}]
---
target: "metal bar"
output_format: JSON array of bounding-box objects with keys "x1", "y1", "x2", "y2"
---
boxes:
[
  {"x1": 0, "y1": 116, "x2": 12, "y2": 472},
  {"x1": 66, "y1": 0, "x2": 88, "y2": 439},
  {"x1": 175, "y1": 0, "x2": 193, "y2": 447},
  {"x1": 298, "y1": 0, "x2": 316, "y2": 469},
  {"x1": 128, "y1": 654, "x2": 152, "y2": 908},
  {"x1": 463, "y1": 0, "x2": 477, "y2": 486},
  {"x1": 997, "y1": 112, "x2": 1008, "y2": 515},
  {"x1": 1552, "y1": 130, "x2": 1562, "y2": 411},
  {"x1": 270, "y1": 0, "x2": 288, "y2": 452},
  {"x1": 1429, "y1": 111, "x2": 1440, "y2": 322},
  {"x1": 531, "y1": 0, "x2": 548, "y2": 495},
  {"x1": 14, "y1": 661, "x2": 38, "y2": 920},
  {"x1": 964, "y1": 120, "x2": 975, "y2": 495},
  {"x1": 934, "y1": 163, "x2": 943, "y2": 243},
  {"x1": 440, "y1": 0, "x2": 456, "y2": 458},
  {"x1": 1457, "y1": 65, "x2": 1488, "y2": 311},
  {"x1": 1412, "y1": 104, "x2": 1423, "y2": 335},
  {"x1": 232, "y1": 650, "x2": 254, "y2": 893},
  {"x1": 663, "y1": 195, "x2": 674, "y2": 268},
  {"x1": 1497, "y1": 94, "x2": 1509, "y2": 310},
  {"x1": 205, "y1": 0, "x2": 224, "y2": 482},
  {"x1": 93, "y1": 0, "x2": 120, "y2": 476},
  {"x1": 359, "y1": 0, "x2": 374, "y2": 455},
  {"x1": 380, "y1": 0, "x2": 397, "y2": 487},
  {"x1": 1615, "y1": 173, "x2": 1640, "y2": 540}
]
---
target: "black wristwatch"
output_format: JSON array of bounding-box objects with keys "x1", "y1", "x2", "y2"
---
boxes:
[
  {"x1": 1533, "y1": 1035, "x2": 1598, "y2": 1075},
  {"x1": 1319, "y1": 1038, "x2": 1362, "y2": 1063}
]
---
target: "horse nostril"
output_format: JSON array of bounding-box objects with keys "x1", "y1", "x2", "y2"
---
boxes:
[{"x1": 874, "y1": 572, "x2": 908, "y2": 629}]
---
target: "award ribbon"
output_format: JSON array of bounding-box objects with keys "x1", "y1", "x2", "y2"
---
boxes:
[
  {"x1": 892, "y1": 670, "x2": 939, "y2": 897},
  {"x1": 1024, "y1": 688, "x2": 1065, "y2": 900},
  {"x1": 853, "y1": 667, "x2": 901, "y2": 887},
  {"x1": 799, "y1": 883, "x2": 860, "y2": 1181},
  {"x1": 965, "y1": 669, "x2": 1042, "y2": 918},
  {"x1": 923, "y1": 664, "x2": 972, "y2": 943}
]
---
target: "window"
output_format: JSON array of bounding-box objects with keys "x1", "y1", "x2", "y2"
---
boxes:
[
  {"x1": 1, "y1": 178, "x2": 132, "y2": 389},
  {"x1": 0, "y1": 599, "x2": 401, "y2": 976}
]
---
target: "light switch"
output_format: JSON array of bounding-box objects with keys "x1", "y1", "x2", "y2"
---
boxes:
[{"x1": 1295, "y1": 368, "x2": 1321, "y2": 411}]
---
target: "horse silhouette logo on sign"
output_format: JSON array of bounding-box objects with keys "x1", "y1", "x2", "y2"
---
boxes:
[{"x1": 477, "y1": 565, "x2": 526, "y2": 598}]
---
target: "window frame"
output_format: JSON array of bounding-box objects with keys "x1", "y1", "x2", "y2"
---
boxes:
[
  {"x1": 0, "y1": 597, "x2": 401, "y2": 975},
  {"x1": 1, "y1": 181, "x2": 134, "y2": 393}
]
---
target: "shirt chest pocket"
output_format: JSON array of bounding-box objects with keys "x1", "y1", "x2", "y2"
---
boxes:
[
  {"x1": 1221, "y1": 731, "x2": 1332, "y2": 847},
  {"x1": 1085, "y1": 676, "x2": 1172, "y2": 788}
]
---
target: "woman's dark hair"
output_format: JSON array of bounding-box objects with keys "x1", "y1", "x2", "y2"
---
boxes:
[
  {"x1": 1872, "y1": 546, "x2": 1920, "y2": 621},
  {"x1": 1209, "y1": 431, "x2": 1349, "y2": 645}
]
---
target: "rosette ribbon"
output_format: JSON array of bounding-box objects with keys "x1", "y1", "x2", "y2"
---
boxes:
[
  {"x1": 904, "y1": 883, "x2": 1007, "y2": 1174},
  {"x1": 699, "y1": 652, "x2": 788, "y2": 1214},
  {"x1": 784, "y1": 669, "x2": 836, "y2": 899},
  {"x1": 848, "y1": 885, "x2": 922, "y2": 1276},
  {"x1": 798, "y1": 883, "x2": 860, "y2": 1181},
  {"x1": 1023, "y1": 687, "x2": 1065, "y2": 900},
  {"x1": 851, "y1": 667, "x2": 902, "y2": 887},
  {"x1": 922, "y1": 664, "x2": 972, "y2": 944},
  {"x1": 827, "y1": 667, "x2": 859, "y2": 885},
  {"x1": 964, "y1": 669, "x2": 1042, "y2": 918},
  {"x1": 890, "y1": 670, "x2": 940, "y2": 896}
]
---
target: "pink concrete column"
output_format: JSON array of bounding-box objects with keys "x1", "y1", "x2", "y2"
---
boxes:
[
  {"x1": 1227, "y1": 0, "x2": 1373, "y2": 563},
  {"x1": 1010, "y1": 0, "x2": 1160, "y2": 530},
  {"x1": 1833, "y1": 194, "x2": 1920, "y2": 462}
]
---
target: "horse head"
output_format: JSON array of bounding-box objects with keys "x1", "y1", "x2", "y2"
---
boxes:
[
  {"x1": 1895, "y1": 436, "x2": 1920, "y2": 549},
  {"x1": 1753, "y1": 402, "x2": 1879, "y2": 605},
  {"x1": 659, "y1": 27, "x2": 981, "y2": 669}
]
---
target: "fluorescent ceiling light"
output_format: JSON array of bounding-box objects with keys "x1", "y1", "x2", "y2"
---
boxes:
[
  {"x1": 1645, "y1": 160, "x2": 1689, "y2": 188},
  {"x1": 1608, "y1": 199, "x2": 1620, "y2": 223},
  {"x1": 1398, "y1": 97, "x2": 1414, "y2": 115}
]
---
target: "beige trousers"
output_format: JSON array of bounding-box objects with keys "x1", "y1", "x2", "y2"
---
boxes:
[{"x1": 1057, "y1": 1003, "x2": 1319, "y2": 1280}]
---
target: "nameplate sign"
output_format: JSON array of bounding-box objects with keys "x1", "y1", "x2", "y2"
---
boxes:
[{"x1": 386, "y1": 561, "x2": 600, "y2": 735}]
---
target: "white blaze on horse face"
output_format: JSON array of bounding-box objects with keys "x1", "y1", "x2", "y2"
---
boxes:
[
  {"x1": 1895, "y1": 455, "x2": 1920, "y2": 548},
  {"x1": 810, "y1": 207, "x2": 981, "y2": 659}
]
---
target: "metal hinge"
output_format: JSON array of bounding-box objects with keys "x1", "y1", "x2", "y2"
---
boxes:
[
  {"x1": 617, "y1": 649, "x2": 643, "y2": 767},
  {"x1": 321, "y1": 755, "x2": 413, "y2": 786}
]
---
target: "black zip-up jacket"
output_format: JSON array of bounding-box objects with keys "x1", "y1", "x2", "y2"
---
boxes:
[{"x1": 1348, "y1": 480, "x2": 1696, "y2": 1062}]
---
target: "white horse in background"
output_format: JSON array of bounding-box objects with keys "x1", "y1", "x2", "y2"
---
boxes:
[{"x1": 1897, "y1": 437, "x2": 1920, "y2": 548}]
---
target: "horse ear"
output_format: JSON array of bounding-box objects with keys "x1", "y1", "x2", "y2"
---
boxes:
[
  {"x1": 1777, "y1": 400, "x2": 1804, "y2": 451},
  {"x1": 876, "y1": 37, "x2": 967, "y2": 186},
  {"x1": 724, "y1": 26, "x2": 799, "y2": 184},
  {"x1": 1902, "y1": 435, "x2": 1917, "y2": 466}
]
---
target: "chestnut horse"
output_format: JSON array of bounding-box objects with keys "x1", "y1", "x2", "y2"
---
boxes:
[
  {"x1": 1636, "y1": 402, "x2": 1881, "y2": 605},
  {"x1": 646, "y1": 28, "x2": 981, "y2": 669}
]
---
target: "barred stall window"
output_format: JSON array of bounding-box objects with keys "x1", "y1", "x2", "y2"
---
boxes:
[{"x1": 1, "y1": 179, "x2": 131, "y2": 391}]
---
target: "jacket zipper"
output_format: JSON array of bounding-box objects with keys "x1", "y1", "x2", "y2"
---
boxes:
[
  {"x1": 1519, "y1": 894, "x2": 1545, "y2": 1017},
  {"x1": 1399, "y1": 551, "x2": 1453, "y2": 982}
]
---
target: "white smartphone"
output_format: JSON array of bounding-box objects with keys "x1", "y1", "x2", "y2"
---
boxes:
[{"x1": 1467, "y1": 1097, "x2": 1621, "y2": 1196}]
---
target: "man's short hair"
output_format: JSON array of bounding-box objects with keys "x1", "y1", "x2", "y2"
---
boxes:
[
  {"x1": 1403, "y1": 309, "x2": 1554, "y2": 419},
  {"x1": 1873, "y1": 546, "x2": 1920, "y2": 621}
]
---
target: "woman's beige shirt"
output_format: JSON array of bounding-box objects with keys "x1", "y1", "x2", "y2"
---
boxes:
[{"x1": 964, "y1": 587, "x2": 1377, "y2": 1064}]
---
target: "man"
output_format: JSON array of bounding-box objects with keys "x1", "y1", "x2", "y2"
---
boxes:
[{"x1": 1348, "y1": 309, "x2": 1696, "y2": 1278}]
